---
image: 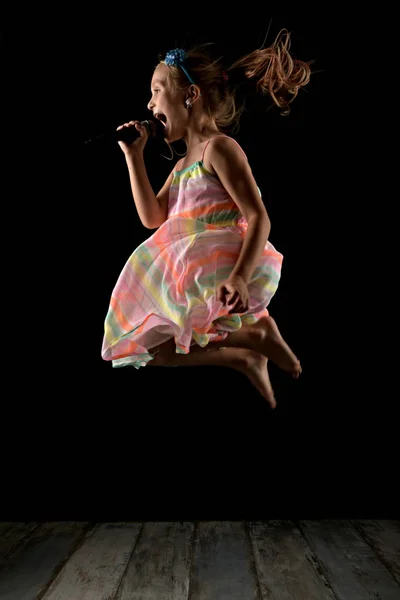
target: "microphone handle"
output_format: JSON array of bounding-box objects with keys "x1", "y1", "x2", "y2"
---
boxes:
[{"x1": 85, "y1": 120, "x2": 156, "y2": 144}]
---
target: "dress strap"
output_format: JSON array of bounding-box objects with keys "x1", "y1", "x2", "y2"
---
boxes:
[{"x1": 201, "y1": 135, "x2": 248, "y2": 163}]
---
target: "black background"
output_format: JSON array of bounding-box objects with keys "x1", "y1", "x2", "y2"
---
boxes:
[{"x1": 2, "y1": 13, "x2": 396, "y2": 519}]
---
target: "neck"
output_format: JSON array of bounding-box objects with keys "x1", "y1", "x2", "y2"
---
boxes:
[{"x1": 183, "y1": 115, "x2": 220, "y2": 149}]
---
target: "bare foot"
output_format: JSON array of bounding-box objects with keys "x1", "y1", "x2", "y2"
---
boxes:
[
  {"x1": 254, "y1": 316, "x2": 302, "y2": 379},
  {"x1": 149, "y1": 340, "x2": 277, "y2": 408},
  {"x1": 236, "y1": 350, "x2": 277, "y2": 409}
]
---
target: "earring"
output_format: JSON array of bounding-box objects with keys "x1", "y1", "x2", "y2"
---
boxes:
[{"x1": 185, "y1": 99, "x2": 192, "y2": 109}]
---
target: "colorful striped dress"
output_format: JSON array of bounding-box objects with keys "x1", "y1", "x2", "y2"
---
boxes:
[{"x1": 101, "y1": 136, "x2": 283, "y2": 369}]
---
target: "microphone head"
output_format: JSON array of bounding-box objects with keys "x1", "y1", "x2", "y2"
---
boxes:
[{"x1": 142, "y1": 118, "x2": 166, "y2": 140}]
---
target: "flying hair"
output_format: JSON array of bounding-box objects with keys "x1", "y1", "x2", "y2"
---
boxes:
[{"x1": 159, "y1": 29, "x2": 313, "y2": 131}]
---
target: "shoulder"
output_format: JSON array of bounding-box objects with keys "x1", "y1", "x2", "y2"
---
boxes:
[
  {"x1": 173, "y1": 158, "x2": 184, "y2": 172},
  {"x1": 203, "y1": 135, "x2": 249, "y2": 175}
]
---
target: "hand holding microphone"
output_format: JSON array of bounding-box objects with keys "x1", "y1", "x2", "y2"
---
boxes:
[
  {"x1": 84, "y1": 119, "x2": 165, "y2": 152},
  {"x1": 117, "y1": 120, "x2": 151, "y2": 156}
]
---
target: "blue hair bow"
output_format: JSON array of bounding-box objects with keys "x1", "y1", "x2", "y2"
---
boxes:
[{"x1": 164, "y1": 48, "x2": 196, "y2": 85}]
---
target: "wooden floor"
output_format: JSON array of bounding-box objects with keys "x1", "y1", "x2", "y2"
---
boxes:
[{"x1": 0, "y1": 520, "x2": 399, "y2": 599}]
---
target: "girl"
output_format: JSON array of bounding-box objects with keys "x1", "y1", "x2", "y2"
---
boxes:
[{"x1": 101, "y1": 30, "x2": 312, "y2": 408}]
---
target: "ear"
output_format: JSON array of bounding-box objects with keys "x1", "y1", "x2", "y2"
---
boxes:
[{"x1": 186, "y1": 84, "x2": 201, "y2": 104}]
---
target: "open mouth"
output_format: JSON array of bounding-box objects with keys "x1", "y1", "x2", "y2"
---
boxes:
[{"x1": 155, "y1": 113, "x2": 167, "y2": 127}]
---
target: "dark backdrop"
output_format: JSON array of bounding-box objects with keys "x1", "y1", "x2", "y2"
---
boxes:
[{"x1": 3, "y1": 14, "x2": 394, "y2": 519}]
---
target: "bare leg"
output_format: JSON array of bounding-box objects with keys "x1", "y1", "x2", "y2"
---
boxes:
[
  {"x1": 253, "y1": 316, "x2": 302, "y2": 379},
  {"x1": 171, "y1": 316, "x2": 302, "y2": 378},
  {"x1": 148, "y1": 339, "x2": 276, "y2": 408}
]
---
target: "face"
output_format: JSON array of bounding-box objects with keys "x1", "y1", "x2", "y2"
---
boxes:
[{"x1": 147, "y1": 64, "x2": 188, "y2": 142}]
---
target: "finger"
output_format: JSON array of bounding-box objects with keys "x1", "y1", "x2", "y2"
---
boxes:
[
  {"x1": 227, "y1": 293, "x2": 239, "y2": 305},
  {"x1": 231, "y1": 303, "x2": 248, "y2": 313},
  {"x1": 134, "y1": 122, "x2": 150, "y2": 137}
]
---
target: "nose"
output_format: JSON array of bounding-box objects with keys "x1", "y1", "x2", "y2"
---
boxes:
[{"x1": 147, "y1": 97, "x2": 154, "y2": 111}]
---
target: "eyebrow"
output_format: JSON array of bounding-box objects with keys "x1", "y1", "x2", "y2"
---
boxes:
[{"x1": 151, "y1": 79, "x2": 164, "y2": 86}]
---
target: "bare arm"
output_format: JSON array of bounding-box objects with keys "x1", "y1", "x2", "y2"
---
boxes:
[
  {"x1": 117, "y1": 120, "x2": 173, "y2": 229},
  {"x1": 125, "y1": 152, "x2": 173, "y2": 229},
  {"x1": 229, "y1": 216, "x2": 271, "y2": 283},
  {"x1": 208, "y1": 137, "x2": 271, "y2": 283}
]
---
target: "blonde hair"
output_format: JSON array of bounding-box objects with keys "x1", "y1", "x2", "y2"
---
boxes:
[{"x1": 160, "y1": 29, "x2": 313, "y2": 131}]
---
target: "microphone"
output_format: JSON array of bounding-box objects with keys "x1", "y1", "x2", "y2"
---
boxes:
[{"x1": 84, "y1": 119, "x2": 165, "y2": 144}]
